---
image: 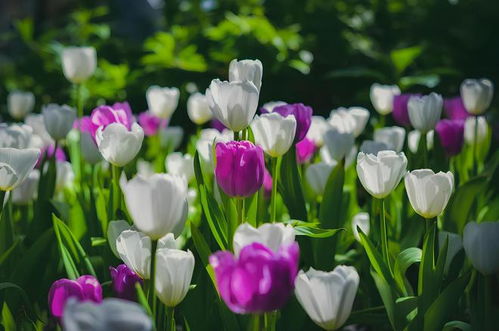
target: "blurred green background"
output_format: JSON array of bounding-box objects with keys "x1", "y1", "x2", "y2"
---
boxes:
[{"x1": 1, "y1": 0, "x2": 498, "y2": 132}]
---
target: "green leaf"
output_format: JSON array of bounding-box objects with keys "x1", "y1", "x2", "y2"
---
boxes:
[
  {"x1": 135, "y1": 282, "x2": 152, "y2": 317},
  {"x1": 443, "y1": 321, "x2": 472, "y2": 331},
  {"x1": 279, "y1": 146, "x2": 308, "y2": 221},
  {"x1": 294, "y1": 225, "x2": 344, "y2": 238},
  {"x1": 394, "y1": 248, "x2": 422, "y2": 296},
  {"x1": 1, "y1": 302, "x2": 15, "y2": 331},
  {"x1": 190, "y1": 223, "x2": 216, "y2": 287},
  {"x1": 391, "y1": 45, "x2": 423, "y2": 74},
  {"x1": 370, "y1": 270, "x2": 397, "y2": 330},
  {"x1": 395, "y1": 296, "x2": 418, "y2": 329}
]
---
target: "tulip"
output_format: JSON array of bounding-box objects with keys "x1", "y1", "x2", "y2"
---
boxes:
[
  {"x1": 12, "y1": 169, "x2": 39, "y2": 205},
  {"x1": 107, "y1": 220, "x2": 131, "y2": 258},
  {"x1": 463, "y1": 222, "x2": 499, "y2": 275},
  {"x1": 215, "y1": 141, "x2": 265, "y2": 198},
  {"x1": 296, "y1": 138, "x2": 316, "y2": 164},
  {"x1": 329, "y1": 107, "x2": 369, "y2": 137},
  {"x1": 61, "y1": 46, "x2": 97, "y2": 84},
  {"x1": 146, "y1": 86, "x2": 180, "y2": 119},
  {"x1": 48, "y1": 275, "x2": 102, "y2": 318},
  {"x1": 229, "y1": 58, "x2": 263, "y2": 91},
  {"x1": 209, "y1": 242, "x2": 299, "y2": 313},
  {"x1": 155, "y1": 248, "x2": 195, "y2": 307},
  {"x1": 0, "y1": 124, "x2": 33, "y2": 149},
  {"x1": 207, "y1": 79, "x2": 259, "y2": 132},
  {"x1": 25, "y1": 114, "x2": 54, "y2": 147},
  {"x1": 86, "y1": 103, "x2": 135, "y2": 140},
  {"x1": 196, "y1": 128, "x2": 233, "y2": 172},
  {"x1": 211, "y1": 118, "x2": 227, "y2": 132},
  {"x1": 137, "y1": 111, "x2": 167, "y2": 136},
  {"x1": 159, "y1": 126, "x2": 184, "y2": 151},
  {"x1": 460, "y1": 79, "x2": 494, "y2": 115},
  {"x1": 137, "y1": 159, "x2": 155, "y2": 178},
  {"x1": 370, "y1": 83, "x2": 400, "y2": 115},
  {"x1": 323, "y1": 129, "x2": 355, "y2": 162},
  {"x1": 271, "y1": 103, "x2": 313, "y2": 142},
  {"x1": 80, "y1": 132, "x2": 102, "y2": 164},
  {"x1": 38, "y1": 144, "x2": 67, "y2": 167},
  {"x1": 187, "y1": 92, "x2": 212, "y2": 125},
  {"x1": 263, "y1": 168, "x2": 273, "y2": 199},
  {"x1": 251, "y1": 113, "x2": 297, "y2": 157},
  {"x1": 352, "y1": 212, "x2": 370, "y2": 242},
  {"x1": 407, "y1": 130, "x2": 434, "y2": 154},
  {"x1": 306, "y1": 116, "x2": 330, "y2": 147},
  {"x1": 294, "y1": 266, "x2": 359, "y2": 330},
  {"x1": 392, "y1": 93, "x2": 421, "y2": 126},
  {"x1": 261, "y1": 101, "x2": 287, "y2": 113},
  {"x1": 356, "y1": 151, "x2": 407, "y2": 199},
  {"x1": 374, "y1": 126, "x2": 406, "y2": 152},
  {"x1": 0, "y1": 148, "x2": 40, "y2": 191},
  {"x1": 464, "y1": 116, "x2": 488, "y2": 145},
  {"x1": 122, "y1": 174, "x2": 188, "y2": 239},
  {"x1": 305, "y1": 162, "x2": 333, "y2": 196},
  {"x1": 408, "y1": 93, "x2": 443, "y2": 133},
  {"x1": 359, "y1": 140, "x2": 389, "y2": 155},
  {"x1": 55, "y1": 161, "x2": 75, "y2": 193},
  {"x1": 7, "y1": 91, "x2": 35, "y2": 120},
  {"x1": 233, "y1": 223, "x2": 295, "y2": 256},
  {"x1": 110, "y1": 264, "x2": 143, "y2": 301},
  {"x1": 443, "y1": 96, "x2": 469, "y2": 121},
  {"x1": 62, "y1": 298, "x2": 152, "y2": 331},
  {"x1": 96, "y1": 123, "x2": 144, "y2": 167},
  {"x1": 42, "y1": 104, "x2": 77, "y2": 141},
  {"x1": 435, "y1": 119, "x2": 465, "y2": 156},
  {"x1": 165, "y1": 152, "x2": 194, "y2": 182},
  {"x1": 404, "y1": 169, "x2": 454, "y2": 219}
]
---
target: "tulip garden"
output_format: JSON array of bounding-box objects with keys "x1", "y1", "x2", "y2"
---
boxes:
[{"x1": 1, "y1": 4, "x2": 499, "y2": 330}]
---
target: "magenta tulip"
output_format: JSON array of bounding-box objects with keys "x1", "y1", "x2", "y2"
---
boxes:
[
  {"x1": 110, "y1": 264, "x2": 143, "y2": 301},
  {"x1": 263, "y1": 168, "x2": 273, "y2": 199},
  {"x1": 84, "y1": 102, "x2": 135, "y2": 139},
  {"x1": 435, "y1": 119, "x2": 465, "y2": 156},
  {"x1": 444, "y1": 96, "x2": 470, "y2": 121},
  {"x1": 392, "y1": 94, "x2": 421, "y2": 126},
  {"x1": 211, "y1": 119, "x2": 227, "y2": 132},
  {"x1": 296, "y1": 138, "x2": 316, "y2": 164},
  {"x1": 269, "y1": 103, "x2": 313, "y2": 142},
  {"x1": 137, "y1": 111, "x2": 168, "y2": 136}
]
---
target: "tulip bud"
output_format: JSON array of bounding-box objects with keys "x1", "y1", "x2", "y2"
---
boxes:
[
  {"x1": 80, "y1": 132, "x2": 102, "y2": 164},
  {"x1": 294, "y1": 266, "x2": 359, "y2": 330},
  {"x1": 96, "y1": 123, "x2": 144, "y2": 167},
  {"x1": 196, "y1": 129, "x2": 233, "y2": 172},
  {"x1": 463, "y1": 222, "x2": 499, "y2": 275},
  {"x1": 159, "y1": 126, "x2": 183, "y2": 150},
  {"x1": 404, "y1": 169, "x2": 454, "y2": 219},
  {"x1": 359, "y1": 140, "x2": 389, "y2": 155},
  {"x1": 251, "y1": 113, "x2": 297, "y2": 157},
  {"x1": 352, "y1": 212, "x2": 370, "y2": 242},
  {"x1": 87, "y1": 103, "x2": 135, "y2": 140},
  {"x1": 435, "y1": 119, "x2": 465, "y2": 156},
  {"x1": 460, "y1": 79, "x2": 494, "y2": 115},
  {"x1": 408, "y1": 93, "x2": 443, "y2": 133},
  {"x1": 408, "y1": 130, "x2": 434, "y2": 154},
  {"x1": 296, "y1": 138, "x2": 316, "y2": 164},
  {"x1": 137, "y1": 111, "x2": 167, "y2": 136},
  {"x1": 261, "y1": 101, "x2": 286, "y2": 113},
  {"x1": 374, "y1": 126, "x2": 406, "y2": 152},
  {"x1": 0, "y1": 124, "x2": 33, "y2": 149},
  {"x1": 271, "y1": 103, "x2": 313, "y2": 142},
  {"x1": 0, "y1": 148, "x2": 40, "y2": 191},
  {"x1": 110, "y1": 264, "x2": 143, "y2": 301},
  {"x1": 165, "y1": 152, "x2": 194, "y2": 182},
  {"x1": 370, "y1": 83, "x2": 400, "y2": 115},
  {"x1": 42, "y1": 104, "x2": 77, "y2": 141},
  {"x1": 323, "y1": 129, "x2": 355, "y2": 162},
  {"x1": 107, "y1": 220, "x2": 131, "y2": 258},
  {"x1": 233, "y1": 223, "x2": 295, "y2": 257},
  {"x1": 12, "y1": 169, "x2": 39, "y2": 205},
  {"x1": 329, "y1": 107, "x2": 369, "y2": 138},
  {"x1": 443, "y1": 96, "x2": 469, "y2": 121},
  {"x1": 392, "y1": 93, "x2": 421, "y2": 126},
  {"x1": 25, "y1": 114, "x2": 54, "y2": 147},
  {"x1": 146, "y1": 86, "x2": 180, "y2": 119},
  {"x1": 464, "y1": 116, "x2": 489, "y2": 145},
  {"x1": 229, "y1": 58, "x2": 263, "y2": 91},
  {"x1": 55, "y1": 161, "x2": 75, "y2": 193},
  {"x1": 356, "y1": 151, "x2": 407, "y2": 199},
  {"x1": 215, "y1": 141, "x2": 265, "y2": 198},
  {"x1": 155, "y1": 248, "x2": 195, "y2": 307},
  {"x1": 7, "y1": 91, "x2": 35, "y2": 120},
  {"x1": 61, "y1": 47, "x2": 97, "y2": 84},
  {"x1": 306, "y1": 116, "x2": 330, "y2": 147},
  {"x1": 305, "y1": 162, "x2": 333, "y2": 196},
  {"x1": 187, "y1": 92, "x2": 212, "y2": 125}
]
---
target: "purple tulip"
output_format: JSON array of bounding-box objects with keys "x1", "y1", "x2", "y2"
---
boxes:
[
  {"x1": 110, "y1": 264, "x2": 143, "y2": 301},
  {"x1": 435, "y1": 119, "x2": 465, "y2": 156},
  {"x1": 215, "y1": 141, "x2": 265, "y2": 198},
  {"x1": 444, "y1": 97, "x2": 470, "y2": 121},
  {"x1": 83, "y1": 102, "x2": 135, "y2": 139},
  {"x1": 137, "y1": 111, "x2": 168, "y2": 136},
  {"x1": 270, "y1": 103, "x2": 313, "y2": 142},
  {"x1": 211, "y1": 119, "x2": 227, "y2": 132},
  {"x1": 48, "y1": 275, "x2": 102, "y2": 318},
  {"x1": 263, "y1": 167, "x2": 272, "y2": 199},
  {"x1": 209, "y1": 242, "x2": 299, "y2": 314},
  {"x1": 36, "y1": 144, "x2": 67, "y2": 167},
  {"x1": 296, "y1": 138, "x2": 316, "y2": 164},
  {"x1": 392, "y1": 94, "x2": 421, "y2": 126}
]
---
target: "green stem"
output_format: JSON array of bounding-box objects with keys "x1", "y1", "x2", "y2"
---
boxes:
[
  {"x1": 249, "y1": 314, "x2": 262, "y2": 331},
  {"x1": 380, "y1": 198, "x2": 391, "y2": 273},
  {"x1": 111, "y1": 165, "x2": 122, "y2": 219},
  {"x1": 263, "y1": 311, "x2": 277, "y2": 331},
  {"x1": 237, "y1": 198, "x2": 245, "y2": 225},
  {"x1": 421, "y1": 132, "x2": 428, "y2": 168},
  {"x1": 270, "y1": 157, "x2": 280, "y2": 223},
  {"x1": 473, "y1": 116, "x2": 478, "y2": 176},
  {"x1": 166, "y1": 306, "x2": 175, "y2": 331},
  {"x1": 0, "y1": 190, "x2": 5, "y2": 217},
  {"x1": 148, "y1": 240, "x2": 158, "y2": 317}
]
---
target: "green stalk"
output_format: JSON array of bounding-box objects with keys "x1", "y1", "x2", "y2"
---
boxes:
[
  {"x1": 111, "y1": 165, "x2": 122, "y2": 219},
  {"x1": 148, "y1": 240, "x2": 158, "y2": 317},
  {"x1": 380, "y1": 198, "x2": 392, "y2": 273},
  {"x1": 421, "y1": 132, "x2": 428, "y2": 168},
  {"x1": 237, "y1": 197, "x2": 245, "y2": 225},
  {"x1": 270, "y1": 157, "x2": 281, "y2": 223},
  {"x1": 0, "y1": 190, "x2": 5, "y2": 218},
  {"x1": 166, "y1": 306, "x2": 175, "y2": 331},
  {"x1": 249, "y1": 314, "x2": 262, "y2": 331},
  {"x1": 473, "y1": 115, "x2": 478, "y2": 176},
  {"x1": 264, "y1": 311, "x2": 277, "y2": 331}
]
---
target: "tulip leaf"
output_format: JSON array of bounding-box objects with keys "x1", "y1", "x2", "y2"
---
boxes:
[
  {"x1": 390, "y1": 45, "x2": 423, "y2": 74},
  {"x1": 370, "y1": 269, "x2": 397, "y2": 330},
  {"x1": 190, "y1": 223, "x2": 216, "y2": 286},
  {"x1": 293, "y1": 225, "x2": 344, "y2": 238},
  {"x1": 394, "y1": 248, "x2": 422, "y2": 296},
  {"x1": 394, "y1": 296, "x2": 418, "y2": 329},
  {"x1": 279, "y1": 145, "x2": 308, "y2": 221},
  {"x1": 135, "y1": 282, "x2": 152, "y2": 317},
  {"x1": 1, "y1": 302, "x2": 15, "y2": 331},
  {"x1": 443, "y1": 321, "x2": 472, "y2": 331}
]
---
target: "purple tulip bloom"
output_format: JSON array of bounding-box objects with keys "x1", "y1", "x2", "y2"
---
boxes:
[
  {"x1": 271, "y1": 103, "x2": 313, "y2": 142},
  {"x1": 215, "y1": 141, "x2": 265, "y2": 198},
  {"x1": 36, "y1": 144, "x2": 67, "y2": 167},
  {"x1": 82, "y1": 102, "x2": 135, "y2": 140},
  {"x1": 110, "y1": 264, "x2": 143, "y2": 301},
  {"x1": 296, "y1": 138, "x2": 316, "y2": 164},
  {"x1": 211, "y1": 119, "x2": 227, "y2": 132},
  {"x1": 393, "y1": 94, "x2": 421, "y2": 126},
  {"x1": 444, "y1": 97, "x2": 470, "y2": 121},
  {"x1": 435, "y1": 119, "x2": 465, "y2": 156},
  {"x1": 137, "y1": 111, "x2": 168, "y2": 136},
  {"x1": 48, "y1": 275, "x2": 102, "y2": 318},
  {"x1": 263, "y1": 168, "x2": 273, "y2": 199},
  {"x1": 210, "y1": 242, "x2": 299, "y2": 314}
]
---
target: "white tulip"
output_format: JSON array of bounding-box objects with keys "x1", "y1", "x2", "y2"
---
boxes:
[
  {"x1": 165, "y1": 152, "x2": 194, "y2": 182},
  {"x1": 374, "y1": 126, "x2": 406, "y2": 152},
  {"x1": 155, "y1": 248, "x2": 195, "y2": 307},
  {"x1": 122, "y1": 174, "x2": 188, "y2": 240},
  {"x1": 42, "y1": 104, "x2": 76, "y2": 141},
  {"x1": 306, "y1": 116, "x2": 330, "y2": 147},
  {"x1": 137, "y1": 159, "x2": 155, "y2": 178},
  {"x1": 251, "y1": 113, "x2": 296, "y2": 157},
  {"x1": 359, "y1": 140, "x2": 388, "y2": 155},
  {"x1": 146, "y1": 86, "x2": 180, "y2": 119},
  {"x1": 229, "y1": 58, "x2": 263, "y2": 91},
  {"x1": 356, "y1": 151, "x2": 407, "y2": 199},
  {"x1": 61, "y1": 46, "x2": 97, "y2": 84},
  {"x1": 306, "y1": 162, "x2": 333, "y2": 196},
  {"x1": 187, "y1": 92, "x2": 212, "y2": 125},
  {"x1": 295, "y1": 266, "x2": 360, "y2": 330},
  {"x1": 323, "y1": 129, "x2": 355, "y2": 162},
  {"x1": 0, "y1": 148, "x2": 40, "y2": 191},
  {"x1": 81, "y1": 132, "x2": 102, "y2": 164},
  {"x1": 55, "y1": 161, "x2": 75, "y2": 193},
  {"x1": 407, "y1": 130, "x2": 434, "y2": 154},
  {"x1": 96, "y1": 123, "x2": 144, "y2": 167},
  {"x1": 63, "y1": 298, "x2": 152, "y2": 331},
  {"x1": 196, "y1": 129, "x2": 233, "y2": 172},
  {"x1": 107, "y1": 220, "x2": 131, "y2": 258},
  {"x1": 7, "y1": 91, "x2": 35, "y2": 120},
  {"x1": 25, "y1": 114, "x2": 53, "y2": 147},
  {"x1": 207, "y1": 79, "x2": 259, "y2": 132},
  {"x1": 262, "y1": 101, "x2": 287, "y2": 112},
  {"x1": 463, "y1": 222, "x2": 499, "y2": 275},
  {"x1": 0, "y1": 124, "x2": 33, "y2": 149},
  {"x1": 233, "y1": 223, "x2": 295, "y2": 256},
  {"x1": 460, "y1": 79, "x2": 494, "y2": 115},
  {"x1": 12, "y1": 169, "x2": 39, "y2": 205},
  {"x1": 464, "y1": 116, "x2": 488, "y2": 145},
  {"x1": 408, "y1": 93, "x2": 442, "y2": 133},
  {"x1": 348, "y1": 107, "x2": 370, "y2": 137},
  {"x1": 159, "y1": 126, "x2": 183, "y2": 150},
  {"x1": 404, "y1": 169, "x2": 453, "y2": 219},
  {"x1": 370, "y1": 83, "x2": 400, "y2": 115},
  {"x1": 329, "y1": 107, "x2": 369, "y2": 137},
  {"x1": 352, "y1": 212, "x2": 370, "y2": 242}
]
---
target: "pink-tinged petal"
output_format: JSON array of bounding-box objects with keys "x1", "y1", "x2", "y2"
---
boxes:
[
  {"x1": 48, "y1": 279, "x2": 85, "y2": 318},
  {"x1": 76, "y1": 275, "x2": 103, "y2": 303}
]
